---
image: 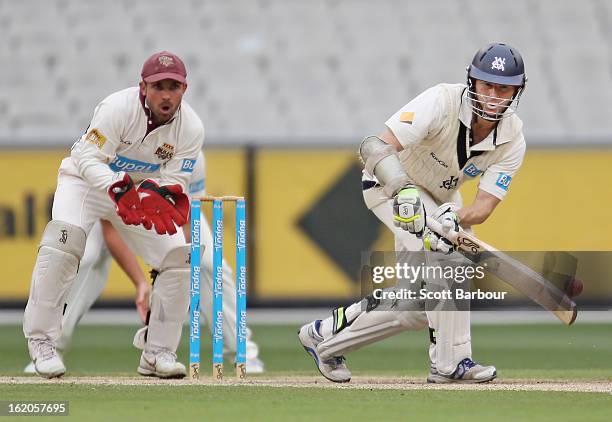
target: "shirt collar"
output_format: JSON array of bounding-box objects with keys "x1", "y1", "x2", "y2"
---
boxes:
[
  {"x1": 469, "y1": 133, "x2": 496, "y2": 152},
  {"x1": 459, "y1": 89, "x2": 472, "y2": 127},
  {"x1": 138, "y1": 90, "x2": 180, "y2": 132}
]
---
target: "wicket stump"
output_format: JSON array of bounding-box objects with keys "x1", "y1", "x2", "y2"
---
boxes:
[{"x1": 189, "y1": 196, "x2": 248, "y2": 380}]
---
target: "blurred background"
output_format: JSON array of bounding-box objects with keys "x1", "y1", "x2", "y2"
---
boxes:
[{"x1": 0, "y1": 0, "x2": 611, "y2": 310}]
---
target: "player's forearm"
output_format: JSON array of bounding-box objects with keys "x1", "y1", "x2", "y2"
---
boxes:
[
  {"x1": 79, "y1": 160, "x2": 118, "y2": 191},
  {"x1": 457, "y1": 204, "x2": 490, "y2": 228},
  {"x1": 101, "y1": 220, "x2": 147, "y2": 287},
  {"x1": 72, "y1": 143, "x2": 118, "y2": 191},
  {"x1": 457, "y1": 190, "x2": 500, "y2": 228},
  {"x1": 113, "y1": 250, "x2": 148, "y2": 288}
]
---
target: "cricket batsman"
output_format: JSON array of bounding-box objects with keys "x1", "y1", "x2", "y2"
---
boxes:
[
  {"x1": 299, "y1": 43, "x2": 527, "y2": 383},
  {"x1": 23, "y1": 150, "x2": 265, "y2": 375},
  {"x1": 24, "y1": 51, "x2": 202, "y2": 379}
]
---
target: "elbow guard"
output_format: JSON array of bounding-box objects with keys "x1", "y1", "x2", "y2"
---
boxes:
[{"x1": 359, "y1": 136, "x2": 413, "y2": 196}]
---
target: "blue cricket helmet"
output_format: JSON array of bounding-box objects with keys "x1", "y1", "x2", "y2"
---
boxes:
[
  {"x1": 466, "y1": 42, "x2": 527, "y2": 121},
  {"x1": 468, "y1": 43, "x2": 526, "y2": 87}
]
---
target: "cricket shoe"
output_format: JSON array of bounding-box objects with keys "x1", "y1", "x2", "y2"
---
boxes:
[
  {"x1": 23, "y1": 361, "x2": 36, "y2": 374},
  {"x1": 298, "y1": 320, "x2": 351, "y2": 383},
  {"x1": 138, "y1": 349, "x2": 186, "y2": 379},
  {"x1": 427, "y1": 358, "x2": 496, "y2": 384},
  {"x1": 246, "y1": 357, "x2": 265, "y2": 374},
  {"x1": 27, "y1": 338, "x2": 66, "y2": 378}
]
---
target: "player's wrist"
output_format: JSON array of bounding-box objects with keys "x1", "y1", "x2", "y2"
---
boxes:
[
  {"x1": 108, "y1": 172, "x2": 130, "y2": 192},
  {"x1": 397, "y1": 183, "x2": 418, "y2": 196},
  {"x1": 134, "y1": 278, "x2": 148, "y2": 288}
]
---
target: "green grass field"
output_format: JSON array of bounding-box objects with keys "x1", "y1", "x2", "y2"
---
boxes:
[{"x1": 1, "y1": 323, "x2": 611, "y2": 421}]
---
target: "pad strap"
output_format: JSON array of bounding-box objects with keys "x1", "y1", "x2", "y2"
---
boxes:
[{"x1": 40, "y1": 220, "x2": 87, "y2": 259}]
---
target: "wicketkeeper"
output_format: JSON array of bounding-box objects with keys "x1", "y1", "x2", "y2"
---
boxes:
[
  {"x1": 23, "y1": 152, "x2": 265, "y2": 375},
  {"x1": 24, "y1": 51, "x2": 202, "y2": 379}
]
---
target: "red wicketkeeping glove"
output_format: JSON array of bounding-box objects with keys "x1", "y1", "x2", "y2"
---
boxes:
[
  {"x1": 137, "y1": 179, "x2": 189, "y2": 235},
  {"x1": 108, "y1": 173, "x2": 147, "y2": 226}
]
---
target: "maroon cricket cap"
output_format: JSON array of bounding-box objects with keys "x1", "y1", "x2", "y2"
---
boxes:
[{"x1": 141, "y1": 51, "x2": 187, "y2": 83}]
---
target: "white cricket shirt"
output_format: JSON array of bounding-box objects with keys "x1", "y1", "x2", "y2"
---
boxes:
[
  {"x1": 63, "y1": 87, "x2": 204, "y2": 192},
  {"x1": 384, "y1": 83, "x2": 526, "y2": 203},
  {"x1": 188, "y1": 151, "x2": 206, "y2": 197}
]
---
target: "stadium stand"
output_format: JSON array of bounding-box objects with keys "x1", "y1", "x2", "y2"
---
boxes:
[{"x1": 0, "y1": 0, "x2": 610, "y2": 144}]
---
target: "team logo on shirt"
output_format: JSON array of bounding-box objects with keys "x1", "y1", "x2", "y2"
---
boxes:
[
  {"x1": 85, "y1": 128, "x2": 107, "y2": 149},
  {"x1": 491, "y1": 57, "x2": 506, "y2": 72},
  {"x1": 495, "y1": 173, "x2": 512, "y2": 191},
  {"x1": 154, "y1": 143, "x2": 174, "y2": 161},
  {"x1": 439, "y1": 175, "x2": 459, "y2": 190},
  {"x1": 463, "y1": 163, "x2": 483, "y2": 177}
]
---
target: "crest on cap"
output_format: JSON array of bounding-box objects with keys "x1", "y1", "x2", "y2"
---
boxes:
[
  {"x1": 158, "y1": 55, "x2": 174, "y2": 67},
  {"x1": 141, "y1": 51, "x2": 187, "y2": 83}
]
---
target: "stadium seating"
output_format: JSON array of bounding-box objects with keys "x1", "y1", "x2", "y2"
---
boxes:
[{"x1": 0, "y1": 0, "x2": 609, "y2": 144}]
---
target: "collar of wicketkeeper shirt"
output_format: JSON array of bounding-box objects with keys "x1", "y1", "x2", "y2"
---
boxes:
[
  {"x1": 138, "y1": 90, "x2": 180, "y2": 137},
  {"x1": 459, "y1": 89, "x2": 514, "y2": 152}
]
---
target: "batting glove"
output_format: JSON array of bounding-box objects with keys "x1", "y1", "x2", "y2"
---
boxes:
[
  {"x1": 393, "y1": 184, "x2": 426, "y2": 236},
  {"x1": 108, "y1": 173, "x2": 146, "y2": 226},
  {"x1": 137, "y1": 180, "x2": 189, "y2": 235},
  {"x1": 424, "y1": 202, "x2": 459, "y2": 254}
]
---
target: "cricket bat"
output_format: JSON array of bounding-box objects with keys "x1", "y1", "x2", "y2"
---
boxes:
[{"x1": 426, "y1": 218, "x2": 577, "y2": 325}]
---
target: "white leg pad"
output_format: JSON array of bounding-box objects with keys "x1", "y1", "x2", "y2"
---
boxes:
[
  {"x1": 58, "y1": 222, "x2": 111, "y2": 352},
  {"x1": 23, "y1": 221, "x2": 86, "y2": 343},
  {"x1": 427, "y1": 311, "x2": 472, "y2": 375},
  {"x1": 245, "y1": 329, "x2": 259, "y2": 361},
  {"x1": 317, "y1": 297, "x2": 428, "y2": 360},
  {"x1": 145, "y1": 245, "x2": 190, "y2": 353},
  {"x1": 425, "y1": 251, "x2": 473, "y2": 375}
]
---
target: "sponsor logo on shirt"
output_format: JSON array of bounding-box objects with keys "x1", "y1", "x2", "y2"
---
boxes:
[
  {"x1": 430, "y1": 152, "x2": 448, "y2": 168},
  {"x1": 155, "y1": 143, "x2": 175, "y2": 161},
  {"x1": 181, "y1": 158, "x2": 196, "y2": 173},
  {"x1": 495, "y1": 173, "x2": 512, "y2": 191},
  {"x1": 463, "y1": 163, "x2": 483, "y2": 177},
  {"x1": 85, "y1": 128, "x2": 107, "y2": 149},
  {"x1": 109, "y1": 155, "x2": 161, "y2": 173},
  {"x1": 439, "y1": 175, "x2": 459, "y2": 190},
  {"x1": 399, "y1": 111, "x2": 414, "y2": 124}
]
